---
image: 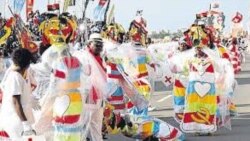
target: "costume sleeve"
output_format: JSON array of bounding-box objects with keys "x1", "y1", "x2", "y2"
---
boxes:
[
  {"x1": 5, "y1": 71, "x2": 23, "y2": 96},
  {"x1": 28, "y1": 68, "x2": 37, "y2": 87},
  {"x1": 41, "y1": 47, "x2": 55, "y2": 71}
]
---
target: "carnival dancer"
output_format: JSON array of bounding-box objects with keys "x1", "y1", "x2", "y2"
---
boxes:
[
  {"x1": 173, "y1": 29, "x2": 202, "y2": 123},
  {"x1": 229, "y1": 12, "x2": 244, "y2": 74},
  {"x1": 102, "y1": 24, "x2": 160, "y2": 138},
  {"x1": 231, "y1": 12, "x2": 244, "y2": 39},
  {"x1": 33, "y1": 36, "x2": 62, "y2": 139},
  {"x1": 104, "y1": 31, "x2": 127, "y2": 115},
  {"x1": 102, "y1": 21, "x2": 131, "y2": 115},
  {"x1": 169, "y1": 21, "x2": 234, "y2": 134},
  {"x1": 74, "y1": 33, "x2": 108, "y2": 141},
  {"x1": 177, "y1": 45, "x2": 234, "y2": 134},
  {"x1": 104, "y1": 22, "x2": 125, "y2": 44},
  {"x1": 0, "y1": 48, "x2": 37, "y2": 140},
  {"x1": 128, "y1": 10, "x2": 148, "y2": 47},
  {"x1": 180, "y1": 46, "x2": 218, "y2": 134},
  {"x1": 102, "y1": 104, "x2": 185, "y2": 141},
  {"x1": 120, "y1": 39, "x2": 157, "y2": 116},
  {"x1": 51, "y1": 45, "x2": 83, "y2": 141},
  {"x1": 101, "y1": 30, "x2": 127, "y2": 139},
  {"x1": 228, "y1": 38, "x2": 241, "y2": 74},
  {"x1": 195, "y1": 6, "x2": 238, "y2": 118},
  {"x1": 124, "y1": 11, "x2": 157, "y2": 115},
  {"x1": 35, "y1": 37, "x2": 82, "y2": 141}
]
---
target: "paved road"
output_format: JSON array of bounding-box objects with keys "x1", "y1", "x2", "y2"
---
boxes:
[{"x1": 107, "y1": 53, "x2": 250, "y2": 141}]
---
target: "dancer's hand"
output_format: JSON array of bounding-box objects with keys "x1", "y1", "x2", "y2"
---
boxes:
[
  {"x1": 31, "y1": 97, "x2": 41, "y2": 111},
  {"x1": 21, "y1": 121, "x2": 36, "y2": 136}
]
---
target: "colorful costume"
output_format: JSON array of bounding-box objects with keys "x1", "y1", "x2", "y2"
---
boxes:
[
  {"x1": 228, "y1": 39, "x2": 241, "y2": 74},
  {"x1": 181, "y1": 56, "x2": 217, "y2": 133},
  {"x1": 0, "y1": 67, "x2": 36, "y2": 140},
  {"x1": 196, "y1": 2, "x2": 225, "y2": 36},
  {"x1": 173, "y1": 24, "x2": 211, "y2": 124},
  {"x1": 74, "y1": 37, "x2": 108, "y2": 141},
  {"x1": 34, "y1": 39, "x2": 83, "y2": 141},
  {"x1": 121, "y1": 43, "x2": 152, "y2": 116},
  {"x1": 103, "y1": 23, "x2": 125, "y2": 43},
  {"x1": 39, "y1": 14, "x2": 77, "y2": 46},
  {"x1": 106, "y1": 61, "x2": 127, "y2": 114},
  {"x1": 128, "y1": 10, "x2": 148, "y2": 46},
  {"x1": 228, "y1": 12, "x2": 244, "y2": 74},
  {"x1": 231, "y1": 12, "x2": 244, "y2": 38},
  {"x1": 173, "y1": 78, "x2": 187, "y2": 123},
  {"x1": 52, "y1": 56, "x2": 83, "y2": 141},
  {"x1": 103, "y1": 105, "x2": 185, "y2": 141}
]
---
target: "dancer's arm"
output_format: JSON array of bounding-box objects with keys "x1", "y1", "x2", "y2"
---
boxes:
[{"x1": 12, "y1": 95, "x2": 27, "y2": 121}]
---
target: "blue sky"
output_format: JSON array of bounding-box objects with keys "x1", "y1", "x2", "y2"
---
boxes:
[
  {"x1": 110, "y1": 0, "x2": 250, "y2": 32},
  {"x1": 1, "y1": 0, "x2": 249, "y2": 32}
]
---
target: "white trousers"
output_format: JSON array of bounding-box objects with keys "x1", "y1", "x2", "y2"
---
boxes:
[{"x1": 82, "y1": 104, "x2": 104, "y2": 141}]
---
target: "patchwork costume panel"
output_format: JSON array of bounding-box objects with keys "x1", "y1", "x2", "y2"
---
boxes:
[
  {"x1": 181, "y1": 59, "x2": 217, "y2": 133},
  {"x1": 52, "y1": 57, "x2": 83, "y2": 141}
]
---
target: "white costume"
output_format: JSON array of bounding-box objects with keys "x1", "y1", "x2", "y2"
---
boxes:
[
  {"x1": 74, "y1": 49, "x2": 105, "y2": 141},
  {"x1": 0, "y1": 67, "x2": 36, "y2": 140},
  {"x1": 74, "y1": 33, "x2": 109, "y2": 141}
]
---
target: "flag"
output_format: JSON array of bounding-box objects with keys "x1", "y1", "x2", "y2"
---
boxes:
[
  {"x1": 47, "y1": 0, "x2": 60, "y2": 11},
  {"x1": 47, "y1": 0, "x2": 53, "y2": 11},
  {"x1": 93, "y1": 0, "x2": 108, "y2": 21},
  {"x1": 14, "y1": 0, "x2": 25, "y2": 14},
  {"x1": 47, "y1": 4, "x2": 54, "y2": 11},
  {"x1": 48, "y1": 3, "x2": 60, "y2": 11},
  {"x1": 232, "y1": 12, "x2": 243, "y2": 23},
  {"x1": 63, "y1": 0, "x2": 72, "y2": 12},
  {"x1": 26, "y1": 0, "x2": 34, "y2": 21},
  {"x1": 19, "y1": 30, "x2": 38, "y2": 53},
  {"x1": 69, "y1": 0, "x2": 76, "y2": 6},
  {"x1": 63, "y1": 0, "x2": 76, "y2": 12},
  {"x1": 53, "y1": 3, "x2": 60, "y2": 11},
  {"x1": 107, "y1": 4, "x2": 115, "y2": 24}
]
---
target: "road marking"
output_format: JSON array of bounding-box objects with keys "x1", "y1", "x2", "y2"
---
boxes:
[
  {"x1": 153, "y1": 91, "x2": 171, "y2": 96},
  {"x1": 237, "y1": 113, "x2": 250, "y2": 116},
  {"x1": 232, "y1": 118, "x2": 250, "y2": 120},
  {"x1": 157, "y1": 95, "x2": 172, "y2": 103}
]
